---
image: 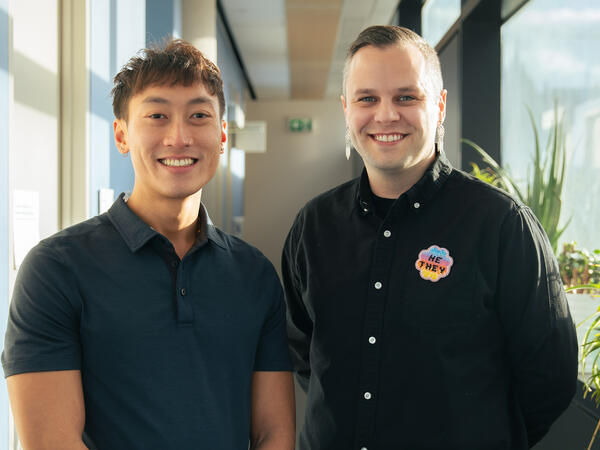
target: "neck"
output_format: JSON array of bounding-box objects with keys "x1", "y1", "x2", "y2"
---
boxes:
[
  {"x1": 367, "y1": 153, "x2": 435, "y2": 199},
  {"x1": 126, "y1": 188, "x2": 202, "y2": 259}
]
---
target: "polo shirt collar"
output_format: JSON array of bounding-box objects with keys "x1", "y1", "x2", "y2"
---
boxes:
[
  {"x1": 107, "y1": 193, "x2": 158, "y2": 252},
  {"x1": 107, "y1": 193, "x2": 228, "y2": 252},
  {"x1": 205, "y1": 221, "x2": 228, "y2": 250},
  {"x1": 356, "y1": 150, "x2": 453, "y2": 215}
]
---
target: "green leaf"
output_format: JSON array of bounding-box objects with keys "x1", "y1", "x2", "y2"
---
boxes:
[{"x1": 462, "y1": 103, "x2": 571, "y2": 254}]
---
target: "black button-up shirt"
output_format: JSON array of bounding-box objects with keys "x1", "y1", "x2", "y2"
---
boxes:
[{"x1": 282, "y1": 154, "x2": 577, "y2": 450}]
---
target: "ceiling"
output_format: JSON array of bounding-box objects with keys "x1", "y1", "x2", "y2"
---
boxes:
[{"x1": 220, "y1": 0, "x2": 400, "y2": 100}]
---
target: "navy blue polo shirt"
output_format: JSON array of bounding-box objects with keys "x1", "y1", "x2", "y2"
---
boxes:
[{"x1": 2, "y1": 194, "x2": 292, "y2": 449}]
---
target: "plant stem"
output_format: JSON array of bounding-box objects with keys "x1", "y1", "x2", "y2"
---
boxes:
[{"x1": 588, "y1": 418, "x2": 600, "y2": 450}]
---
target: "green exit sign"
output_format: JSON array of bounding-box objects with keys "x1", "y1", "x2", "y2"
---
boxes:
[{"x1": 288, "y1": 117, "x2": 312, "y2": 133}]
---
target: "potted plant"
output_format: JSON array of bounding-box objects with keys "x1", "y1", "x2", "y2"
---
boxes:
[
  {"x1": 560, "y1": 242, "x2": 600, "y2": 293},
  {"x1": 462, "y1": 105, "x2": 569, "y2": 254},
  {"x1": 570, "y1": 281, "x2": 600, "y2": 449}
]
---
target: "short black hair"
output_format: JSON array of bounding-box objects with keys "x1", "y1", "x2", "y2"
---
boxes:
[{"x1": 112, "y1": 38, "x2": 225, "y2": 121}]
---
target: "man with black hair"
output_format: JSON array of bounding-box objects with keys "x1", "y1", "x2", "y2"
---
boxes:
[{"x1": 3, "y1": 39, "x2": 295, "y2": 450}]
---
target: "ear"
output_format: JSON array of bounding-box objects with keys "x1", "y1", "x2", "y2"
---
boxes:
[
  {"x1": 438, "y1": 89, "x2": 448, "y2": 125},
  {"x1": 340, "y1": 94, "x2": 348, "y2": 120},
  {"x1": 113, "y1": 119, "x2": 129, "y2": 154},
  {"x1": 220, "y1": 121, "x2": 227, "y2": 153}
]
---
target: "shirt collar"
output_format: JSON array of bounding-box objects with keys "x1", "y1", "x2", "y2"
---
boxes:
[
  {"x1": 107, "y1": 193, "x2": 227, "y2": 252},
  {"x1": 355, "y1": 151, "x2": 453, "y2": 215}
]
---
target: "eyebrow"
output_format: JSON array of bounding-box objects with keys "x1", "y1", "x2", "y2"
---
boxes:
[
  {"x1": 353, "y1": 87, "x2": 421, "y2": 96},
  {"x1": 141, "y1": 96, "x2": 216, "y2": 108}
]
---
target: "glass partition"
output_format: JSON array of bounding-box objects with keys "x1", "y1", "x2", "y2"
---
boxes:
[
  {"x1": 422, "y1": 0, "x2": 460, "y2": 47},
  {"x1": 501, "y1": 0, "x2": 600, "y2": 252}
]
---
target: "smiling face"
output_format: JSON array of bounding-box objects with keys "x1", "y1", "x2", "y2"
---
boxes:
[
  {"x1": 342, "y1": 43, "x2": 446, "y2": 185},
  {"x1": 113, "y1": 83, "x2": 226, "y2": 204}
]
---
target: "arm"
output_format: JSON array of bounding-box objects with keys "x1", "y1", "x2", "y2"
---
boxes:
[
  {"x1": 2, "y1": 244, "x2": 86, "y2": 449},
  {"x1": 281, "y1": 212, "x2": 313, "y2": 391},
  {"x1": 250, "y1": 371, "x2": 295, "y2": 450},
  {"x1": 7, "y1": 370, "x2": 88, "y2": 450},
  {"x1": 497, "y1": 206, "x2": 578, "y2": 447}
]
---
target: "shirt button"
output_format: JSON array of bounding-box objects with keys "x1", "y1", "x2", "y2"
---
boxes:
[
  {"x1": 361, "y1": 447, "x2": 368, "y2": 450},
  {"x1": 383, "y1": 230, "x2": 391, "y2": 238},
  {"x1": 180, "y1": 288, "x2": 187, "y2": 296},
  {"x1": 368, "y1": 336, "x2": 376, "y2": 344},
  {"x1": 374, "y1": 281, "x2": 382, "y2": 290},
  {"x1": 171, "y1": 260, "x2": 179, "y2": 268},
  {"x1": 364, "y1": 391, "x2": 372, "y2": 400},
  {"x1": 413, "y1": 202, "x2": 420, "y2": 209}
]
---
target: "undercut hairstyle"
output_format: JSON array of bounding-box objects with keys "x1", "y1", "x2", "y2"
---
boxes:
[
  {"x1": 342, "y1": 25, "x2": 443, "y2": 101},
  {"x1": 111, "y1": 38, "x2": 225, "y2": 121}
]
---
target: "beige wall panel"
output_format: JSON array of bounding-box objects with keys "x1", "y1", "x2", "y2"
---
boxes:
[
  {"x1": 289, "y1": 64, "x2": 330, "y2": 98},
  {"x1": 181, "y1": 0, "x2": 217, "y2": 63},
  {"x1": 287, "y1": 0, "x2": 343, "y2": 9},
  {"x1": 60, "y1": 0, "x2": 89, "y2": 228},
  {"x1": 244, "y1": 99, "x2": 352, "y2": 274}
]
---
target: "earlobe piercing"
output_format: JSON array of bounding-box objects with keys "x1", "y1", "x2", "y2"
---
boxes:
[
  {"x1": 345, "y1": 127, "x2": 351, "y2": 160},
  {"x1": 435, "y1": 123, "x2": 445, "y2": 153}
]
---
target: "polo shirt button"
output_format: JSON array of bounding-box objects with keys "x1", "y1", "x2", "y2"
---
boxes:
[
  {"x1": 368, "y1": 336, "x2": 376, "y2": 344},
  {"x1": 180, "y1": 288, "x2": 186, "y2": 296},
  {"x1": 413, "y1": 202, "x2": 420, "y2": 209},
  {"x1": 171, "y1": 260, "x2": 179, "y2": 268},
  {"x1": 361, "y1": 447, "x2": 368, "y2": 450},
  {"x1": 383, "y1": 230, "x2": 391, "y2": 238},
  {"x1": 364, "y1": 391, "x2": 372, "y2": 400},
  {"x1": 374, "y1": 281, "x2": 382, "y2": 290}
]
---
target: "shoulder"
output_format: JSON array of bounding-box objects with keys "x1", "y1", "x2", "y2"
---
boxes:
[
  {"x1": 445, "y1": 167, "x2": 525, "y2": 216},
  {"x1": 304, "y1": 177, "x2": 359, "y2": 214},
  {"x1": 25, "y1": 214, "x2": 113, "y2": 265},
  {"x1": 207, "y1": 225, "x2": 277, "y2": 273},
  {"x1": 289, "y1": 177, "x2": 359, "y2": 232},
  {"x1": 445, "y1": 168, "x2": 550, "y2": 248}
]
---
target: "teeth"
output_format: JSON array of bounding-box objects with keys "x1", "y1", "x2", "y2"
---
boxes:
[
  {"x1": 374, "y1": 134, "x2": 403, "y2": 142},
  {"x1": 160, "y1": 158, "x2": 194, "y2": 167}
]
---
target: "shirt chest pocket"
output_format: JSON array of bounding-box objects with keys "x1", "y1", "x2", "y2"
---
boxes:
[{"x1": 400, "y1": 260, "x2": 479, "y2": 332}]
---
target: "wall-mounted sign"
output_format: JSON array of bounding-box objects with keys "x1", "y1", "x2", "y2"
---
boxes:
[
  {"x1": 12, "y1": 189, "x2": 39, "y2": 268},
  {"x1": 287, "y1": 117, "x2": 312, "y2": 133}
]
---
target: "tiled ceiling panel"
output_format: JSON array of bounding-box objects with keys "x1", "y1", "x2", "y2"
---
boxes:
[{"x1": 220, "y1": 0, "x2": 400, "y2": 100}]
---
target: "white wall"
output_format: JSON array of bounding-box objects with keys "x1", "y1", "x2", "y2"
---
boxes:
[
  {"x1": 9, "y1": 0, "x2": 60, "y2": 240},
  {"x1": 244, "y1": 99, "x2": 353, "y2": 273},
  {"x1": 0, "y1": 1, "x2": 9, "y2": 447},
  {"x1": 7, "y1": 1, "x2": 60, "y2": 445}
]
